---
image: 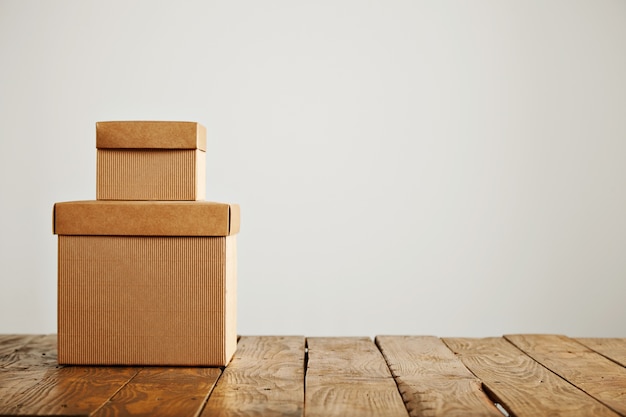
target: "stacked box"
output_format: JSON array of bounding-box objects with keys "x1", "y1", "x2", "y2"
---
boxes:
[
  {"x1": 96, "y1": 121, "x2": 206, "y2": 200},
  {"x1": 53, "y1": 121, "x2": 239, "y2": 366}
]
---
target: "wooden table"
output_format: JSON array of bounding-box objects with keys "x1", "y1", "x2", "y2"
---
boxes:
[{"x1": 1, "y1": 334, "x2": 625, "y2": 416}]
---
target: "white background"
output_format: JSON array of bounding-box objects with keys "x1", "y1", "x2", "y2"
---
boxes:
[{"x1": 1, "y1": 1, "x2": 625, "y2": 337}]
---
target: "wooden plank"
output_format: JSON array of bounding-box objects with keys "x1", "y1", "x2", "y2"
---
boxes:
[
  {"x1": 0, "y1": 332, "x2": 140, "y2": 416},
  {"x1": 444, "y1": 337, "x2": 620, "y2": 417},
  {"x1": 0, "y1": 334, "x2": 57, "y2": 369},
  {"x1": 506, "y1": 334, "x2": 626, "y2": 416},
  {"x1": 576, "y1": 338, "x2": 626, "y2": 367},
  {"x1": 0, "y1": 334, "x2": 40, "y2": 361},
  {"x1": 201, "y1": 336, "x2": 305, "y2": 417},
  {"x1": 0, "y1": 334, "x2": 61, "y2": 414},
  {"x1": 94, "y1": 367, "x2": 221, "y2": 417},
  {"x1": 376, "y1": 336, "x2": 502, "y2": 417},
  {"x1": 0, "y1": 366, "x2": 139, "y2": 416},
  {"x1": 305, "y1": 337, "x2": 408, "y2": 417}
]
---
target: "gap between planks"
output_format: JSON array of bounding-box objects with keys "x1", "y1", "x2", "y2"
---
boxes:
[
  {"x1": 504, "y1": 334, "x2": 626, "y2": 416},
  {"x1": 376, "y1": 335, "x2": 504, "y2": 417},
  {"x1": 444, "y1": 336, "x2": 622, "y2": 417},
  {"x1": 2, "y1": 335, "x2": 626, "y2": 417},
  {"x1": 0, "y1": 335, "x2": 221, "y2": 417}
]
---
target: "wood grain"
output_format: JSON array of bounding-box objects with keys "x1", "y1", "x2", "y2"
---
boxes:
[
  {"x1": 201, "y1": 336, "x2": 305, "y2": 417},
  {"x1": 1, "y1": 334, "x2": 625, "y2": 416},
  {"x1": 94, "y1": 367, "x2": 221, "y2": 417},
  {"x1": 0, "y1": 335, "x2": 40, "y2": 361},
  {"x1": 376, "y1": 336, "x2": 502, "y2": 417},
  {"x1": 506, "y1": 334, "x2": 626, "y2": 416},
  {"x1": 0, "y1": 334, "x2": 57, "y2": 369},
  {"x1": 305, "y1": 337, "x2": 408, "y2": 417},
  {"x1": 444, "y1": 337, "x2": 620, "y2": 417},
  {"x1": 0, "y1": 335, "x2": 62, "y2": 414},
  {"x1": 1, "y1": 366, "x2": 139, "y2": 416},
  {"x1": 576, "y1": 337, "x2": 626, "y2": 367}
]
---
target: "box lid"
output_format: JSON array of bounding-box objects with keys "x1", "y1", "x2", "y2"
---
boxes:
[
  {"x1": 53, "y1": 201, "x2": 239, "y2": 236},
  {"x1": 96, "y1": 121, "x2": 206, "y2": 151}
]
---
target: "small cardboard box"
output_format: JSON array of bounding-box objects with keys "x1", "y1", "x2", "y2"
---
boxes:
[
  {"x1": 96, "y1": 121, "x2": 206, "y2": 201},
  {"x1": 53, "y1": 200, "x2": 239, "y2": 366}
]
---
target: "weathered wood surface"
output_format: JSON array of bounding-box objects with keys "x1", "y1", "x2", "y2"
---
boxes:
[
  {"x1": 444, "y1": 336, "x2": 621, "y2": 417},
  {"x1": 201, "y1": 336, "x2": 305, "y2": 417},
  {"x1": 0, "y1": 335, "x2": 41, "y2": 359},
  {"x1": 0, "y1": 334, "x2": 141, "y2": 416},
  {"x1": 0, "y1": 334, "x2": 57, "y2": 368},
  {"x1": 305, "y1": 337, "x2": 408, "y2": 417},
  {"x1": 93, "y1": 367, "x2": 221, "y2": 417},
  {"x1": 0, "y1": 334, "x2": 72, "y2": 415},
  {"x1": 1, "y1": 334, "x2": 625, "y2": 416},
  {"x1": 577, "y1": 337, "x2": 626, "y2": 367},
  {"x1": 2, "y1": 366, "x2": 139, "y2": 416},
  {"x1": 376, "y1": 335, "x2": 502, "y2": 417},
  {"x1": 505, "y1": 334, "x2": 626, "y2": 416}
]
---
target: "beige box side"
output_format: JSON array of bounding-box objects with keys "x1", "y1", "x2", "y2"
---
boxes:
[
  {"x1": 224, "y1": 235, "x2": 237, "y2": 363},
  {"x1": 96, "y1": 149, "x2": 206, "y2": 201},
  {"x1": 58, "y1": 235, "x2": 236, "y2": 366},
  {"x1": 196, "y1": 147, "x2": 206, "y2": 201},
  {"x1": 96, "y1": 121, "x2": 206, "y2": 150},
  {"x1": 53, "y1": 201, "x2": 238, "y2": 236},
  {"x1": 228, "y1": 204, "x2": 241, "y2": 235}
]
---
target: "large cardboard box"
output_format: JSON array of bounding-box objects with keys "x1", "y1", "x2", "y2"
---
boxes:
[
  {"x1": 96, "y1": 121, "x2": 206, "y2": 201},
  {"x1": 53, "y1": 201, "x2": 239, "y2": 366}
]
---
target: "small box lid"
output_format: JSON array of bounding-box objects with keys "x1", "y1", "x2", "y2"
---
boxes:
[
  {"x1": 96, "y1": 121, "x2": 206, "y2": 151},
  {"x1": 53, "y1": 201, "x2": 239, "y2": 236}
]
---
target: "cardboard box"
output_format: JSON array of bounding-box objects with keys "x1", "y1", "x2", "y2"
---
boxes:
[
  {"x1": 53, "y1": 201, "x2": 239, "y2": 366},
  {"x1": 96, "y1": 121, "x2": 207, "y2": 201}
]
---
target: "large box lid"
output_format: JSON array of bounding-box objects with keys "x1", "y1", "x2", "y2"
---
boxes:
[
  {"x1": 53, "y1": 201, "x2": 239, "y2": 236},
  {"x1": 96, "y1": 121, "x2": 207, "y2": 151}
]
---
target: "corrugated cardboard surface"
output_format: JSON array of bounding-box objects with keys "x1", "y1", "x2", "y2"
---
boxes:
[
  {"x1": 58, "y1": 235, "x2": 237, "y2": 366},
  {"x1": 96, "y1": 121, "x2": 206, "y2": 150},
  {"x1": 96, "y1": 148, "x2": 206, "y2": 200},
  {"x1": 53, "y1": 201, "x2": 239, "y2": 236}
]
